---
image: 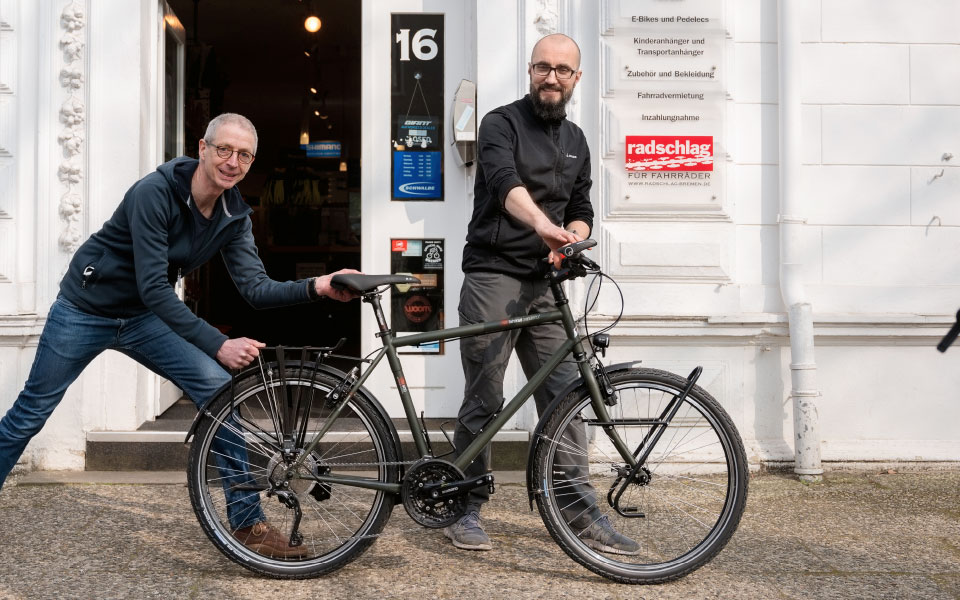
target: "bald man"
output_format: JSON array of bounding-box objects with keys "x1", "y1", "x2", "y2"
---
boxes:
[{"x1": 449, "y1": 34, "x2": 639, "y2": 555}]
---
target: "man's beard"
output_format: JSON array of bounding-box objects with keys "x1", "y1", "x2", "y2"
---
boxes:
[{"x1": 529, "y1": 82, "x2": 572, "y2": 122}]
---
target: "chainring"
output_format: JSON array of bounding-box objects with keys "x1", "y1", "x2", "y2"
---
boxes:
[{"x1": 401, "y1": 458, "x2": 468, "y2": 529}]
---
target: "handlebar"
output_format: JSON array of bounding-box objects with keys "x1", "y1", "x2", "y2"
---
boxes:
[{"x1": 937, "y1": 309, "x2": 960, "y2": 353}]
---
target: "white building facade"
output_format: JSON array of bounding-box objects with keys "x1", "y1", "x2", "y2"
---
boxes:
[{"x1": 1, "y1": 0, "x2": 958, "y2": 474}]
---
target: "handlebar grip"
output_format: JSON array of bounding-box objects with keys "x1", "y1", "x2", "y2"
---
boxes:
[
  {"x1": 937, "y1": 325, "x2": 960, "y2": 353},
  {"x1": 937, "y1": 309, "x2": 960, "y2": 353},
  {"x1": 559, "y1": 239, "x2": 597, "y2": 258}
]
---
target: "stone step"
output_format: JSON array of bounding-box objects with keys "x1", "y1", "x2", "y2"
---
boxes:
[
  {"x1": 87, "y1": 395, "x2": 530, "y2": 471},
  {"x1": 85, "y1": 429, "x2": 528, "y2": 471}
]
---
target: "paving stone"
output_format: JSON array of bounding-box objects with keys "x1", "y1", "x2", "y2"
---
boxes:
[{"x1": 0, "y1": 470, "x2": 957, "y2": 599}]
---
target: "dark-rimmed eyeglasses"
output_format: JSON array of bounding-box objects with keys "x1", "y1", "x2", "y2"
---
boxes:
[
  {"x1": 531, "y1": 63, "x2": 577, "y2": 80},
  {"x1": 210, "y1": 144, "x2": 255, "y2": 164}
]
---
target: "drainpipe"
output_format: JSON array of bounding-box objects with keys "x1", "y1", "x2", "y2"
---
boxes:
[{"x1": 778, "y1": 0, "x2": 822, "y2": 482}]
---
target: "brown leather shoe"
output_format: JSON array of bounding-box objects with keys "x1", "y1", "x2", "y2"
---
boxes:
[{"x1": 232, "y1": 521, "x2": 308, "y2": 559}]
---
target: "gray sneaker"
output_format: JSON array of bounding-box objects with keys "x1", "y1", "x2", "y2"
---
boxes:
[
  {"x1": 444, "y1": 510, "x2": 492, "y2": 551},
  {"x1": 577, "y1": 515, "x2": 641, "y2": 555}
]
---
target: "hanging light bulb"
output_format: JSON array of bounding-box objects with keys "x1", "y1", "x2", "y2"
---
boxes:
[{"x1": 304, "y1": 16, "x2": 321, "y2": 32}]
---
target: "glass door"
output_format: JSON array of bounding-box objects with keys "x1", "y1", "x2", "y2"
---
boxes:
[{"x1": 161, "y1": 1, "x2": 185, "y2": 162}]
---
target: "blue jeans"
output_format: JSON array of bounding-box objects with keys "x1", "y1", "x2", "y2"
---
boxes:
[{"x1": 0, "y1": 296, "x2": 265, "y2": 529}]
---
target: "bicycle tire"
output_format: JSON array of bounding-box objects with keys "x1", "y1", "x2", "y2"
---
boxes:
[
  {"x1": 532, "y1": 367, "x2": 748, "y2": 584},
  {"x1": 188, "y1": 367, "x2": 399, "y2": 578}
]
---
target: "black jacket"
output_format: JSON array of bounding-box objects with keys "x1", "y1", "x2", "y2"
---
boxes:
[
  {"x1": 462, "y1": 94, "x2": 594, "y2": 279},
  {"x1": 59, "y1": 157, "x2": 316, "y2": 358}
]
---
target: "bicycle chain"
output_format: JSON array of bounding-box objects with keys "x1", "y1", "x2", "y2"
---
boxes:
[{"x1": 321, "y1": 460, "x2": 419, "y2": 467}]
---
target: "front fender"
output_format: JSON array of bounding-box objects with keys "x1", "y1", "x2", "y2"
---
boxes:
[{"x1": 524, "y1": 361, "x2": 642, "y2": 509}]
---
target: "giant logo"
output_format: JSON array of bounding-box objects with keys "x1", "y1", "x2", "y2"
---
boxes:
[{"x1": 625, "y1": 135, "x2": 713, "y2": 172}]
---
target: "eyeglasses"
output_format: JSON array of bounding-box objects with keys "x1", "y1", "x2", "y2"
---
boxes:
[
  {"x1": 209, "y1": 144, "x2": 255, "y2": 164},
  {"x1": 531, "y1": 63, "x2": 577, "y2": 80}
]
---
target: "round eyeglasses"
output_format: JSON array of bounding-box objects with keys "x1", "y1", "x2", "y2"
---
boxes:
[
  {"x1": 211, "y1": 144, "x2": 255, "y2": 164},
  {"x1": 531, "y1": 63, "x2": 577, "y2": 80}
]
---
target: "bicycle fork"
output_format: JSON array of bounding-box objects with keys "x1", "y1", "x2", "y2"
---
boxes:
[{"x1": 600, "y1": 366, "x2": 704, "y2": 518}]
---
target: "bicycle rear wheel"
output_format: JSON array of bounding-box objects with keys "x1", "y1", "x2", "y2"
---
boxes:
[
  {"x1": 532, "y1": 367, "x2": 747, "y2": 584},
  {"x1": 187, "y1": 367, "x2": 399, "y2": 578}
]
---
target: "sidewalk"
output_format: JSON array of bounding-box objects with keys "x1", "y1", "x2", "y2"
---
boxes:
[{"x1": 1, "y1": 468, "x2": 958, "y2": 599}]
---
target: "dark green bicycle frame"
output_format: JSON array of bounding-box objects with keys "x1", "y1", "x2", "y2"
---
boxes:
[{"x1": 289, "y1": 288, "x2": 638, "y2": 494}]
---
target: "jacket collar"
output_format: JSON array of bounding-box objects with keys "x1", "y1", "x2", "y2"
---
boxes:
[{"x1": 158, "y1": 156, "x2": 250, "y2": 219}]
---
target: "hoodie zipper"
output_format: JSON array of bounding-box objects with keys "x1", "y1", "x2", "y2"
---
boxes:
[
  {"x1": 81, "y1": 266, "x2": 95, "y2": 289},
  {"x1": 174, "y1": 268, "x2": 184, "y2": 298},
  {"x1": 552, "y1": 123, "x2": 563, "y2": 199}
]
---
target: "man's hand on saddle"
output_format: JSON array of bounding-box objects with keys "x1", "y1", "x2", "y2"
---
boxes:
[
  {"x1": 216, "y1": 337, "x2": 266, "y2": 369},
  {"x1": 316, "y1": 269, "x2": 363, "y2": 302}
]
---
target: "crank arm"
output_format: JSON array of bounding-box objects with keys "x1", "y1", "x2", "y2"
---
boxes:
[{"x1": 421, "y1": 473, "x2": 495, "y2": 501}]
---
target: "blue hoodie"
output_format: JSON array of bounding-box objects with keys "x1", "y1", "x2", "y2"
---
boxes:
[{"x1": 59, "y1": 156, "x2": 316, "y2": 358}]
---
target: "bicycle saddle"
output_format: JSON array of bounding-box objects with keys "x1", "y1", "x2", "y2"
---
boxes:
[{"x1": 332, "y1": 273, "x2": 421, "y2": 293}]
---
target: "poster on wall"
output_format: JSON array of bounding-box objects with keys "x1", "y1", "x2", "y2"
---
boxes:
[
  {"x1": 390, "y1": 239, "x2": 445, "y2": 354},
  {"x1": 391, "y1": 13, "x2": 444, "y2": 200},
  {"x1": 602, "y1": 0, "x2": 726, "y2": 212}
]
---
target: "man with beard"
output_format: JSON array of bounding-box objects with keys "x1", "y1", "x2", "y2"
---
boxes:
[{"x1": 446, "y1": 34, "x2": 639, "y2": 555}]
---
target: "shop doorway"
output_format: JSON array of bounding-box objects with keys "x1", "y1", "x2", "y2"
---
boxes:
[{"x1": 167, "y1": 0, "x2": 362, "y2": 358}]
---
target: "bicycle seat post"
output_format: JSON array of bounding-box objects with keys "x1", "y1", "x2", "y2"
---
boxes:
[{"x1": 363, "y1": 291, "x2": 393, "y2": 340}]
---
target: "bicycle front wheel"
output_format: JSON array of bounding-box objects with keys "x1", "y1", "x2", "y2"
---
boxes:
[
  {"x1": 188, "y1": 367, "x2": 399, "y2": 578},
  {"x1": 532, "y1": 367, "x2": 747, "y2": 584}
]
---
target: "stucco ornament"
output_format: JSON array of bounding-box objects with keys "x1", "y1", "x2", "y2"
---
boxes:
[
  {"x1": 58, "y1": 193, "x2": 83, "y2": 251},
  {"x1": 57, "y1": 2, "x2": 87, "y2": 253},
  {"x1": 58, "y1": 131, "x2": 84, "y2": 157},
  {"x1": 59, "y1": 193, "x2": 82, "y2": 220},
  {"x1": 59, "y1": 99, "x2": 85, "y2": 127},
  {"x1": 57, "y1": 163, "x2": 82, "y2": 186},
  {"x1": 60, "y1": 35, "x2": 84, "y2": 63},
  {"x1": 533, "y1": 0, "x2": 559, "y2": 35},
  {"x1": 60, "y1": 4, "x2": 85, "y2": 33},
  {"x1": 58, "y1": 68, "x2": 83, "y2": 91}
]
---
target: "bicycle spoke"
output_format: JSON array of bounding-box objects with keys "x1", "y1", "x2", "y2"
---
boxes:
[
  {"x1": 189, "y1": 368, "x2": 397, "y2": 576},
  {"x1": 532, "y1": 368, "x2": 747, "y2": 583}
]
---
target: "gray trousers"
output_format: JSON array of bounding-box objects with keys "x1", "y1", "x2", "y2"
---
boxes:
[{"x1": 455, "y1": 272, "x2": 600, "y2": 525}]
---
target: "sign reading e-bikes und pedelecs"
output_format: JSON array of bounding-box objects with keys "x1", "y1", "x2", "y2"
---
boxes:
[
  {"x1": 391, "y1": 13, "x2": 444, "y2": 200},
  {"x1": 390, "y1": 239, "x2": 444, "y2": 354}
]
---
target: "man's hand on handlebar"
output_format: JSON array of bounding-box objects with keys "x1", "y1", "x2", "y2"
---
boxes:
[
  {"x1": 316, "y1": 269, "x2": 362, "y2": 301},
  {"x1": 535, "y1": 221, "x2": 582, "y2": 269}
]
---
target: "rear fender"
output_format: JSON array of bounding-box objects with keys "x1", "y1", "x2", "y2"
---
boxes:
[{"x1": 185, "y1": 361, "x2": 404, "y2": 479}]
